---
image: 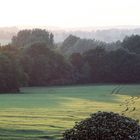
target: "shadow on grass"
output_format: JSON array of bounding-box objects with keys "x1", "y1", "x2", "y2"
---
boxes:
[
  {"x1": 0, "y1": 128, "x2": 61, "y2": 140},
  {"x1": 20, "y1": 85, "x2": 124, "y2": 104},
  {"x1": 0, "y1": 128, "x2": 45, "y2": 139}
]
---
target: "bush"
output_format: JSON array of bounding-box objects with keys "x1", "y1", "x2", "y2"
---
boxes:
[{"x1": 63, "y1": 111, "x2": 140, "y2": 140}]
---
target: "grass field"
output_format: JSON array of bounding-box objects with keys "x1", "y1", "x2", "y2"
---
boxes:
[{"x1": 0, "y1": 84, "x2": 140, "y2": 139}]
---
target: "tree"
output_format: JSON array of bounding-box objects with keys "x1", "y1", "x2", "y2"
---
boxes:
[
  {"x1": 0, "y1": 53, "x2": 20, "y2": 93},
  {"x1": 104, "y1": 48, "x2": 140, "y2": 83},
  {"x1": 69, "y1": 53, "x2": 86, "y2": 83},
  {"x1": 61, "y1": 35, "x2": 80, "y2": 54},
  {"x1": 83, "y1": 47, "x2": 106, "y2": 82},
  {"x1": 12, "y1": 29, "x2": 54, "y2": 48},
  {"x1": 20, "y1": 42, "x2": 72, "y2": 86},
  {"x1": 122, "y1": 35, "x2": 140, "y2": 54},
  {"x1": 60, "y1": 34, "x2": 108, "y2": 55}
]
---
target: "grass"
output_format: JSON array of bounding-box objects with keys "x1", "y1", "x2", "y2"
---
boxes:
[{"x1": 0, "y1": 84, "x2": 139, "y2": 139}]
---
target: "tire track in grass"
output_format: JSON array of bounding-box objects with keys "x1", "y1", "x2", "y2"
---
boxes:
[
  {"x1": 111, "y1": 85, "x2": 138, "y2": 116},
  {"x1": 111, "y1": 85, "x2": 122, "y2": 95},
  {"x1": 111, "y1": 86, "x2": 119, "y2": 94}
]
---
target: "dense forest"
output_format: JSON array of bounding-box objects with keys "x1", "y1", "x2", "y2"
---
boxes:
[{"x1": 0, "y1": 29, "x2": 140, "y2": 92}]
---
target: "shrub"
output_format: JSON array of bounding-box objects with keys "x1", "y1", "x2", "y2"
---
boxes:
[{"x1": 63, "y1": 111, "x2": 140, "y2": 140}]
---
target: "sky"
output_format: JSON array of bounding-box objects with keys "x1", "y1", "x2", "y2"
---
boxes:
[{"x1": 0, "y1": 0, "x2": 140, "y2": 29}]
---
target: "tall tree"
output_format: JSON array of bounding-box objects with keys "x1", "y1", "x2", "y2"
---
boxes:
[
  {"x1": 122, "y1": 35, "x2": 140, "y2": 54},
  {"x1": 20, "y1": 42, "x2": 72, "y2": 86},
  {"x1": 12, "y1": 29, "x2": 54, "y2": 48},
  {"x1": 0, "y1": 53, "x2": 20, "y2": 93}
]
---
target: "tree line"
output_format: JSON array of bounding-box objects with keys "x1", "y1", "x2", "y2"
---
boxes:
[{"x1": 0, "y1": 29, "x2": 140, "y2": 93}]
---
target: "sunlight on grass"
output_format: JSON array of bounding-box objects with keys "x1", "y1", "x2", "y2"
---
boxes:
[{"x1": 0, "y1": 85, "x2": 139, "y2": 139}]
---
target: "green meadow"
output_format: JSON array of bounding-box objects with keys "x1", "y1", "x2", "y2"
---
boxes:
[{"x1": 0, "y1": 85, "x2": 140, "y2": 140}]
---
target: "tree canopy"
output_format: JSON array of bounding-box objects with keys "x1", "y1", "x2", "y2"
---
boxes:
[
  {"x1": 0, "y1": 30, "x2": 140, "y2": 93},
  {"x1": 12, "y1": 29, "x2": 54, "y2": 48},
  {"x1": 0, "y1": 52, "x2": 20, "y2": 93}
]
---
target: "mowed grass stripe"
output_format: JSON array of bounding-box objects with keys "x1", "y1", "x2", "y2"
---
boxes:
[{"x1": 0, "y1": 84, "x2": 139, "y2": 139}]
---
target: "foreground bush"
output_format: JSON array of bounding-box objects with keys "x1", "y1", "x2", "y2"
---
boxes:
[{"x1": 63, "y1": 111, "x2": 140, "y2": 140}]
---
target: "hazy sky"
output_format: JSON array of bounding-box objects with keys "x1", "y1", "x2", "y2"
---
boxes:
[{"x1": 0, "y1": 0, "x2": 140, "y2": 28}]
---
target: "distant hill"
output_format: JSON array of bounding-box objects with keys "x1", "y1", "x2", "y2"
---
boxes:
[
  {"x1": 0, "y1": 27, "x2": 18, "y2": 45},
  {"x1": 52, "y1": 28, "x2": 140, "y2": 43},
  {"x1": 0, "y1": 26, "x2": 140, "y2": 45}
]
